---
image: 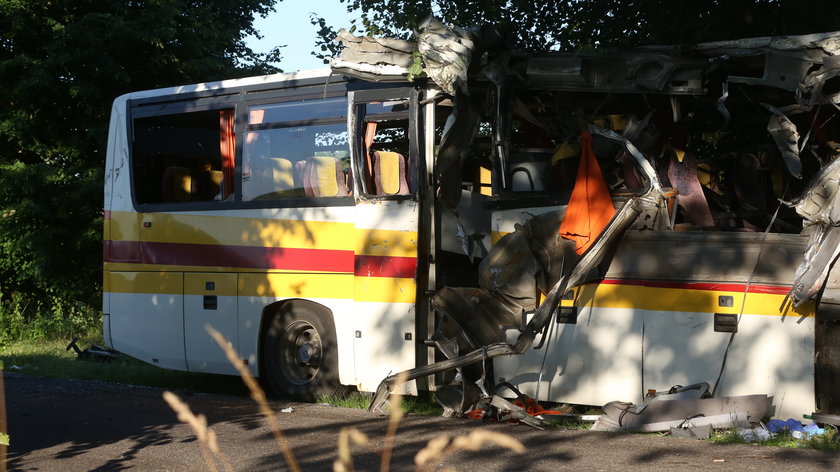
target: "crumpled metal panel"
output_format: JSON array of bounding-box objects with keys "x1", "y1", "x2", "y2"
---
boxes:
[
  {"x1": 788, "y1": 157, "x2": 840, "y2": 306},
  {"x1": 416, "y1": 16, "x2": 475, "y2": 96}
]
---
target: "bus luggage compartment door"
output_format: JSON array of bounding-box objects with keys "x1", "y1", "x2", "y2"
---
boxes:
[{"x1": 184, "y1": 273, "x2": 239, "y2": 375}]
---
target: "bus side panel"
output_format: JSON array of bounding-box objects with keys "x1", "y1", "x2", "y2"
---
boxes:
[
  {"x1": 353, "y1": 202, "x2": 419, "y2": 394},
  {"x1": 184, "y1": 272, "x2": 238, "y2": 375},
  {"x1": 494, "y1": 304, "x2": 644, "y2": 406},
  {"x1": 108, "y1": 271, "x2": 186, "y2": 370},
  {"x1": 711, "y1": 312, "x2": 815, "y2": 419}
]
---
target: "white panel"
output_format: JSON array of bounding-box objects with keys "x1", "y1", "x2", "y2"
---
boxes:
[
  {"x1": 108, "y1": 289, "x2": 186, "y2": 370},
  {"x1": 354, "y1": 200, "x2": 419, "y2": 230},
  {"x1": 172, "y1": 205, "x2": 357, "y2": 223},
  {"x1": 495, "y1": 306, "x2": 644, "y2": 406},
  {"x1": 184, "y1": 273, "x2": 238, "y2": 375},
  {"x1": 642, "y1": 311, "x2": 729, "y2": 391},
  {"x1": 352, "y1": 301, "x2": 417, "y2": 394},
  {"x1": 715, "y1": 314, "x2": 815, "y2": 419}
]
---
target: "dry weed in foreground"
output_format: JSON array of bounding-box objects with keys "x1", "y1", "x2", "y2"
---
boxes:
[
  {"x1": 163, "y1": 391, "x2": 233, "y2": 472},
  {"x1": 333, "y1": 427, "x2": 371, "y2": 472},
  {"x1": 380, "y1": 372, "x2": 408, "y2": 472},
  {"x1": 206, "y1": 325, "x2": 301, "y2": 472},
  {"x1": 414, "y1": 430, "x2": 526, "y2": 472}
]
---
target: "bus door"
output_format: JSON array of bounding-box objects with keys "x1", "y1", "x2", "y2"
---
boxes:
[{"x1": 348, "y1": 88, "x2": 423, "y2": 393}]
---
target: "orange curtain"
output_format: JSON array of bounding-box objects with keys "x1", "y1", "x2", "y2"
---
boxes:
[
  {"x1": 559, "y1": 132, "x2": 616, "y2": 255},
  {"x1": 364, "y1": 121, "x2": 378, "y2": 192},
  {"x1": 219, "y1": 110, "x2": 236, "y2": 198}
]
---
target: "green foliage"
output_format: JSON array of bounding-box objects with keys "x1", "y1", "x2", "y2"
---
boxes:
[
  {"x1": 0, "y1": 0, "x2": 279, "y2": 324},
  {"x1": 0, "y1": 292, "x2": 100, "y2": 347},
  {"x1": 406, "y1": 50, "x2": 426, "y2": 82},
  {"x1": 314, "y1": 0, "x2": 840, "y2": 56},
  {"x1": 711, "y1": 425, "x2": 840, "y2": 450}
]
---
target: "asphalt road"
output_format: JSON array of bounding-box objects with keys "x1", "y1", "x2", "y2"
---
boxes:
[{"x1": 3, "y1": 372, "x2": 839, "y2": 471}]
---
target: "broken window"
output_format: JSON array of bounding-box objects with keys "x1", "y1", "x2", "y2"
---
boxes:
[{"x1": 354, "y1": 98, "x2": 415, "y2": 197}]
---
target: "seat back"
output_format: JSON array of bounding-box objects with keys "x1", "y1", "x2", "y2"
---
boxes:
[
  {"x1": 302, "y1": 156, "x2": 349, "y2": 197},
  {"x1": 161, "y1": 166, "x2": 192, "y2": 202},
  {"x1": 372, "y1": 151, "x2": 409, "y2": 196}
]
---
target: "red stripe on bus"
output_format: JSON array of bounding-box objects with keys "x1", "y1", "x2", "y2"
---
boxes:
[
  {"x1": 106, "y1": 240, "x2": 354, "y2": 272},
  {"x1": 354, "y1": 255, "x2": 417, "y2": 279},
  {"x1": 599, "y1": 278, "x2": 790, "y2": 295}
]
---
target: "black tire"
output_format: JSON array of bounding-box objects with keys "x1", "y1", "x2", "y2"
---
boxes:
[{"x1": 262, "y1": 300, "x2": 340, "y2": 399}]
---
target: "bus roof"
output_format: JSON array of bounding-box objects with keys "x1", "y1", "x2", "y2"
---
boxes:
[{"x1": 113, "y1": 68, "x2": 334, "y2": 105}]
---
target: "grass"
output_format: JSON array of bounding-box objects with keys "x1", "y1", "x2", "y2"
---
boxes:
[
  {"x1": 315, "y1": 390, "x2": 444, "y2": 416},
  {"x1": 709, "y1": 425, "x2": 840, "y2": 450},
  {"x1": 0, "y1": 336, "x2": 443, "y2": 413},
  {"x1": 0, "y1": 335, "x2": 247, "y2": 396}
]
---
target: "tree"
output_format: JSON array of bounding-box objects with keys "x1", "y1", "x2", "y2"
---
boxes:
[
  {"x1": 0, "y1": 0, "x2": 278, "y2": 317},
  {"x1": 314, "y1": 0, "x2": 840, "y2": 60}
]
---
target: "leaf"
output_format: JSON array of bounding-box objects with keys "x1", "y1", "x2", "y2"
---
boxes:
[{"x1": 0, "y1": 432, "x2": 9, "y2": 446}]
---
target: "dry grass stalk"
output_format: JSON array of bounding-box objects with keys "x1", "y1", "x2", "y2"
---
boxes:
[
  {"x1": 162, "y1": 391, "x2": 233, "y2": 472},
  {"x1": 333, "y1": 427, "x2": 371, "y2": 472},
  {"x1": 414, "y1": 430, "x2": 525, "y2": 471},
  {"x1": 379, "y1": 371, "x2": 408, "y2": 472},
  {"x1": 206, "y1": 325, "x2": 301, "y2": 472}
]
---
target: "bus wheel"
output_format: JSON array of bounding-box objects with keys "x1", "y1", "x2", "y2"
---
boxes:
[{"x1": 263, "y1": 301, "x2": 339, "y2": 399}]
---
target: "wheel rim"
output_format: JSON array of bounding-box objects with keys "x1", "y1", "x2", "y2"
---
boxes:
[{"x1": 278, "y1": 320, "x2": 323, "y2": 386}]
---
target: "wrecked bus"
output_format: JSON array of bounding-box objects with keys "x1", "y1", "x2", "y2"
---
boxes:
[{"x1": 103, "y1": 22, "x2": 840, "y2": 422}]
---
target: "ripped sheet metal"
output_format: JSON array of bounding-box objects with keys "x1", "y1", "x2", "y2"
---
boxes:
[
  {"x1": 788, "y1": 156, "x2": 840, "y2": 306},
  {"x1": 592, "y1": 394, "x2": 771, "y2": 433}
]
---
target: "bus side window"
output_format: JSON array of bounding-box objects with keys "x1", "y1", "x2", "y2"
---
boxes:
[
  {"x1": 132, "y1": 109, "x2": 234, "y2": 205},
  {"x1": 242, "y1": 97, "x2": 351, "y2": 201},
  {"x1": 356, "y1": 99, "x2": 413, "y2": 197}
]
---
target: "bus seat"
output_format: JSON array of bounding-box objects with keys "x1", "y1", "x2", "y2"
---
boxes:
[
  {"x1": 195, "y1": 169, "x2": 223, "y2": 200},
  {"x1": 372, "y1": 151, "x2": 409, "y2": 195},
  {"x1": 302, "y1": 156, "x2": 349, "y2": 197},
  {"x1": 267, "y1": 157, "x2": 295, "y2": 191},
  {"x1": 161, "y1": 166, "x2": 192, "y2": 202},
  {"x1": 667, "y1": 151, "x2": 714, "y2": 228}
]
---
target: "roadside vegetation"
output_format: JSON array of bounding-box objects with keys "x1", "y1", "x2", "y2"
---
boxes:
[{"x1": 711, "y1": 425, "x2": 840, "y2": 451}]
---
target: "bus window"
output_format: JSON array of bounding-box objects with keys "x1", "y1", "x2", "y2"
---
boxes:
[
  {"x1": 243, "y1": 97, "x2": 350, "y2": 201},
  {"x1": 132, "y1": 109, "x2": 234, "y2": 204},
  {"x1": 355, "y1": 99, "x2": 413, "y2": 197}
]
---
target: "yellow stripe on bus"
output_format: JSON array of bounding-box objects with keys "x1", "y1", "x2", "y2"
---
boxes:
[
  {"x1": 109, "y1": 271, "x2": 184, "y2": 295},
  {"x1": 355, "y1": 228, "x2": 418, "y2": 257},
  {"x1": 239, "y1": 273, "x2": 354, "y2": 299},
  {"x1": 576, "y1": 282, "x2": 814, "y2": 317},
  {"x1": 108, "y1": 211, "x2": 354, "y2": 250},
  {"x1": 354, "y1": 277, "x2": 416, "y2": 304},
  {"x1": 108, "y1": 211, "x2": 418, "y2": 258}
]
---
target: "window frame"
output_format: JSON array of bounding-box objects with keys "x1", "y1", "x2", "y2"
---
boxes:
[{"x1": 348, "y1": 87, "x2": 422, "y2": 202}]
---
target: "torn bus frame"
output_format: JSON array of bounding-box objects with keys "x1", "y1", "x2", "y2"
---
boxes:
[
  {"x1": 334, "y1": 25, "x2": 840, "y2": 418},
  {"x1": 368, "y1": 127, "x2": 668, "y2": 413}
]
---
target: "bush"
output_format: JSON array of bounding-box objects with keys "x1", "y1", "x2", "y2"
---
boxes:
[{"x1": 0, "y1": 291, "x2": 100, "y2": 347}]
